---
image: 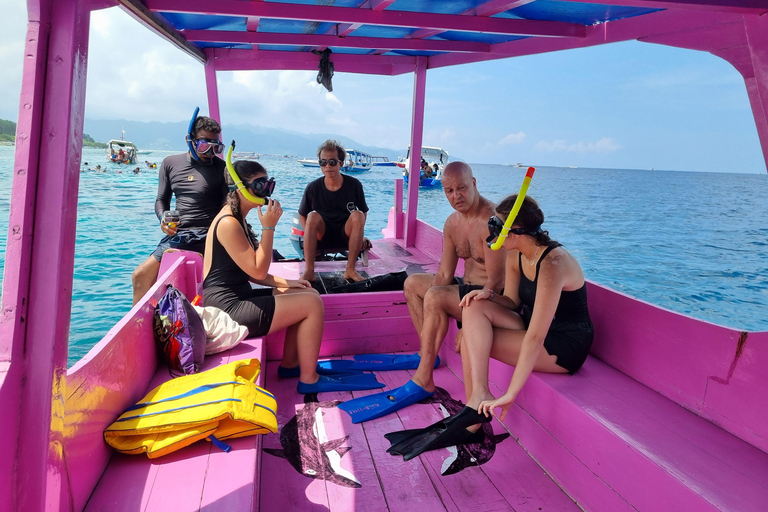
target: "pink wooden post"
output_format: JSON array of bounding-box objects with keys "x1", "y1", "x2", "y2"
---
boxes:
[
  {"x1": 0, "y1": 0, "x2": 92, "y2": 510},
  {"x1": 404, "y1": 56, "x2": 427, "y2": 247},
  {"x1": 204, "y1": 48, "x2": 221, "y2": 124},
  {"x1": 742, "y1": 14, "x2": 768, "y2": 173},
  {"x1": 394, "y1": 178, "x2": 404, "y2": 239}
]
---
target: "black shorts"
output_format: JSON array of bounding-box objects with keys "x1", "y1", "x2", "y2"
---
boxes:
[
  {"x1": 317, "y1": 220, "x2": 349, "y2": 252},
  {"x1": 204, "y1": 286, "x2": 276, "y2": 338},
  {"x1": 453, "y1": 277, "x2": 484, "y2": 329},
  {"x1": 542, "y1": 321, "x2": 594, "y2": 374},
  {"x1": 152, "y1": 228, "x2": 208, "y2": 261}
]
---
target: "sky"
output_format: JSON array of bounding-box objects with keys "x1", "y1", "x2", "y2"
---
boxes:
[{"x1": 0, "y1": 0, "x2": 765, "y2": 173}]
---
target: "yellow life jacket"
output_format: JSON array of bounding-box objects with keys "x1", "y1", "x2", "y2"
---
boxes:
[{"x1": 104, "y1": 358, "x2": 277, "y2": 459}]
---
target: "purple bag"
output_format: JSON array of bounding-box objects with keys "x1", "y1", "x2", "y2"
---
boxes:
[{"x1": 153, "y1": 284, "x2": 206, "y2": 375}]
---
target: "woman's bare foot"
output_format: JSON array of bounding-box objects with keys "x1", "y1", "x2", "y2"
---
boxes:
[{"x1": 344, "y1": 269, "x2": 365, "y2": 282}]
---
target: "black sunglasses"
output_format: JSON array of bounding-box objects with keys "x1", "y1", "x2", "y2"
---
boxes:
[
  {"x1": 319, "y1": 158, "x2": 340, "y2": 167},
  {"x1": 247, "y1": 177, "x2": 276, "y2": 198}
]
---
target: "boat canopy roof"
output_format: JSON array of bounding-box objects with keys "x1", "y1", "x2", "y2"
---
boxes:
[
  {"x1": 107, "y1": 139, "x2": 137, "y2": 148},
  {"x1": 119, "y1": 1, "x2": 767, "y2": 78}
]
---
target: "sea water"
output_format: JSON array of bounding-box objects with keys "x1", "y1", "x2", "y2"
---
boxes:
[{"x1": 0, "y1": 146, "x2": 766, "y2": 366}]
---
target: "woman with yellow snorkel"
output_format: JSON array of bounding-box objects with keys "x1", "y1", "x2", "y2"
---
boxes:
[
  {"x1": 201, "y1": 143, "x2": 385, "y2": 394},
  {"x1": 458, "y1": 172, "x2": 594, "y2": 424}
]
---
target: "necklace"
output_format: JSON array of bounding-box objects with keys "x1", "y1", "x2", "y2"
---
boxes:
[{"x1": 529, "y1": 245, "x2": 541, "y2": 267}]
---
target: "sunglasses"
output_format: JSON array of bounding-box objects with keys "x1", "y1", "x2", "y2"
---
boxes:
[
  {"x1": 194, "y1": 138, "x2": 225, "y2": 155},
  {"x1": 319, "y1": 158, "x2": 340, "y2": 167},
  {"x1": 486, "y1": 216, "x2": 531, "y2": 244},
  {"x1": 247, "y1": 177, "x2": 276, "y2": 198}
]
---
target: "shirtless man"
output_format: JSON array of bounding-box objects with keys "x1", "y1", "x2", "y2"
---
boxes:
[{"x1": 404, "y1": 161, "x2": 506, "y2": 393}]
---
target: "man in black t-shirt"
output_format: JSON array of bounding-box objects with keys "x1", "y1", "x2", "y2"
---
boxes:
[
  {"x1": 298, "y1": 139, "x2": 369, "y2": 283},
  {"x1": 131, "y1": 115, "x2": 228, "y2": 304}
]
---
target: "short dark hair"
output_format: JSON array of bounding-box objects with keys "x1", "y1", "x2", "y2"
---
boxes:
[
  {"x1": 317, "y1": 139, "x2": 346, "y2": 161},
  {"x1": 192, "y1": 116, "x2": 221, "y2": 137}
]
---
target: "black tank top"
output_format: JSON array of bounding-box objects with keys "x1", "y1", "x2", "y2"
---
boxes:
[
  {"x1": 203, "y1": 214, "x2": 256, "y2": 295},
  {"x1": 518, "y1": 244, "x2": 591, "y2": 324}
]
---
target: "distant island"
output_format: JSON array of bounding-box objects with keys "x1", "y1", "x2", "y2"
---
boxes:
[{"x1": 0, "y1": 118, "x2": 106, "y2": 148}]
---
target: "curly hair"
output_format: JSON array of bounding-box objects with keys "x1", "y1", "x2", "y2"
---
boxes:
[
  {"x1": 316, "y1": 139, "x2": 346, "y2": 161},
  {"x1": 226, "y1": 160, "x2": 268, "y2": 221},
  {"x1": 192, "y1": 116, "x2": 221, "y2": 137},
  {"x1": 496, "y1": 194, "x2": 557, "y2": 247}
]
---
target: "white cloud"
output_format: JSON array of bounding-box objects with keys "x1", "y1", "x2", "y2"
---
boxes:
[
  {"x1": 535, "y1": 137, "x2": 621, "y2": 154},
  {"x1": 499, "y1": 132, "x2": 526, "y2": 145}
]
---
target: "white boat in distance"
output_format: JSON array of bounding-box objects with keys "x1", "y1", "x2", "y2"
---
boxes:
[
  {"x1": 107, "y1": 138, "x2": 138, "y2": 164},
  {"x1": 371, "y1": 156, "x2": 397, "y2": 167},
  {"x1": 297, "y1": 157, "x2": 320, "y2": 168},
  {"x1": 342, "y1": 149, "x2": 372, "y2": 172},
  {"x1": 232, "y1": 151, "x2": 260, "y2": 161}
]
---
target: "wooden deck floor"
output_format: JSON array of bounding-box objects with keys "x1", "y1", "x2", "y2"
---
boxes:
[{"x1": 259, "y1": 358, "x2": 581, "y2": 512}]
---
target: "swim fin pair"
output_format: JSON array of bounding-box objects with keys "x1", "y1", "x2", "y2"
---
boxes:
[
  {"x1": 337, "y1": 380, "x2": 434, "y2": 424},
  {"x1": 384, "y1": 406, "x2": 492, "y2": 461},
  {"x1": 277, "y1": 359, "x2": 361, "y2": 378},
  {"x1": 349, "y1": 353, "x2": 440, "y2": 371},
  {"x1": 296, "y1": 373, "x2": 385, "y2": 394}
]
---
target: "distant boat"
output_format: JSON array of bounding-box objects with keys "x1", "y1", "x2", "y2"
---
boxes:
[
  {"x1": 371, "y1": 156, "x2": 397, "y2": 167},
  {"x1": 233, "y1": 152, "x2": 260, "y2": 161},
  {"x1": 342, "y1": 149, "x2": 372, "y2": 172},
  {"x1": 107, "y1": 138, "x2": 138, "y2": 164},
  {"x1": 399, "y1": 146, "x2": 449, "y2": 188},
  {"x1": 297, "y1": 158, "x2": 320, "y2": 168}
]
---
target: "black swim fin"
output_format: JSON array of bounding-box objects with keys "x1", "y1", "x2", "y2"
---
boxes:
[{"x1": 385, "y1": 406, "x2": 492, "y2": 461}]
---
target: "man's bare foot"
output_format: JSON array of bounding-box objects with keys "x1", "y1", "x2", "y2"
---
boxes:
[
  {"x1": 344, "y1": 269, "x2": 365, "y2": 282},
  {"x1": 301, "y1": 270, "x2": 316, "y2": 282}
]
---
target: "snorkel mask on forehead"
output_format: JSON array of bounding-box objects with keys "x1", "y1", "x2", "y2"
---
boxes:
[
  {"x1": 225, "y1": 140, "x2": 271, "y2": 205},
  {"x1": 487, "y1": 167, "x2": 536, "y2": 250}
]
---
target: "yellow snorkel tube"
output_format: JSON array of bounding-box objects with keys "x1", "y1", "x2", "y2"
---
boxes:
[
  {"x1": 489, "y1": 166, "x2": 536, "y2": 250},
  {"x1": 226, "y1": 140, "x2": 266, "y2": 206}
]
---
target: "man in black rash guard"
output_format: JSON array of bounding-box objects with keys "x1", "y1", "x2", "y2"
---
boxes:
[
  {"x1": 298, "y1": 139, "x2": 369, "y2": 283},
  {"x1": 131, "y1": 116, "x2": 228, "y2": 304}
]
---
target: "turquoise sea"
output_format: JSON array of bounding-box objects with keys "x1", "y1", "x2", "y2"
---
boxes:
[{"x1": 1, "y1": 146, "x2": 767, "y2": 366}]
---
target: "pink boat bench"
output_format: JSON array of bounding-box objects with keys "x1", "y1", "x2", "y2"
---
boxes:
[{"x1": 436, "y1": 281, "x2": 768, "y2": 511}]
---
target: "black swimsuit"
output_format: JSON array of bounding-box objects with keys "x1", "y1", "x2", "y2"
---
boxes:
[
  {"x1": 203, "y1": 215, "x2": 276, "y2": 337},
  {"x1": 518, "y1": 244, "x2": 594, "y2": 374}
]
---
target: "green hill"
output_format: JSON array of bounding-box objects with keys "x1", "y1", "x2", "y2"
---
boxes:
[{"x1": 0, "y1": 118, "x2": 106, "y2": 148}]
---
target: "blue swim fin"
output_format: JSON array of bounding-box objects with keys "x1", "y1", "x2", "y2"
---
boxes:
[
  {"x1": 337, "y1": 380, "x2": 434, "y2": 423},
  {"x1": 277, "y1": 359, "x2": 362, "y2": 378},
  {"x1": 350, "y1": 353, "x2": 440, "y2": 371},
  {"x1": 296, "y1": 373, "x2": 384, "y2": 394}
]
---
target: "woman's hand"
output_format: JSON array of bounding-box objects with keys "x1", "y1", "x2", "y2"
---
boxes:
[
  {"x1": 478, "y1": 392, "x2": 515, "y2": 421},
  {"x1": 287, "y1": 279, "x2": 311, "y2": 289},
  {"x1": 257, "y1": 199, "x2": 283, "y2": 229},
  {"x1": 459, "y1": 288, "x2": 493, "y2": 308}
]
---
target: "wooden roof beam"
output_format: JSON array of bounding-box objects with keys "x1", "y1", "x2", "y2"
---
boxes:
[
  {"x1": 145, "y1": 0, "x2": 587, "y2": 38},
  {"x1": 182, "y1": 30, "x2": 491, "y2": 53}
]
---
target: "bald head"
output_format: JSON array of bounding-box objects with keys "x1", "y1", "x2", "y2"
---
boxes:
[
  {"x1": 441, "y1": 161, "x2": 478, "y2": 213},
  {"x1": 442, "y1": 161, "x2": 472, "y2": 180}
]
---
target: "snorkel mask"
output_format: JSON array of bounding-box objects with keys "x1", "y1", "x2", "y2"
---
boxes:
[
  {"x1": 185, "y1": 106, "x2": 201, "y2": 161},
  {"x1": 225, "y1": 140, "x2": 268, "y2": 205},
  {"x1": 487, "y1": 167, "x2": 536, "y2": 250}
]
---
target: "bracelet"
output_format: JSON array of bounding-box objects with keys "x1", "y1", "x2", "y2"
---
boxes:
[
  {"x1": 487, "y1": 289, "x2": 495, "y2": 301},
  {"x1": 262, "y1": 226, "x2": 275, "y2": 231}
]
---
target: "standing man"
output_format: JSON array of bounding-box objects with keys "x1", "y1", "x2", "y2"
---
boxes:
[
  {"x1": 338, "y1": 161, "x2": 505, "y2": 423},
  {"x1": 131, "y1": 111, "x2": 228, "y2": 305},
  {"x1": 298, "y1": 139, "x2": 369, "y2": 283}
]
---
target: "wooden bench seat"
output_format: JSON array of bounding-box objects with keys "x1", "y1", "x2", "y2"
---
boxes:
[
  {"x1": 439, "y1": 345, "x2": 768, "y2": 511},
  {"x1": 85, "y1": 337, "x2": 269, "y2": 512}
]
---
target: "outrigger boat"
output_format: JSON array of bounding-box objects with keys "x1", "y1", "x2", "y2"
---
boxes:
[
  {"x1": 342, "y1": 148, "x2": 373, "y2": 172},
  {"x1": 371, "y1": 155, "x2": 398, "y2": 167},
  {"x1": 3, "y1": 1, "x2": 768, "y2": 512},
  {"x1": 107, "y1": 137, "x2": 138, "y2": 164}
]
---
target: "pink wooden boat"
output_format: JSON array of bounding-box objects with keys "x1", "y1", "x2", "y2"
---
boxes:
[{"x1": 2, "y1": 1, "x2": 767, "y2": 511}]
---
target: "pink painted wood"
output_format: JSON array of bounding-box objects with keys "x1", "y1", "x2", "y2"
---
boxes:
[
  {"x1": 587, "y1": 281, "x2": 768, "y2": 452},
  {"x1": 405, "y1": 57, "x2": 427, "y2": 247},
  {"x1": 85, "y1": 337, "x2": 268, "y2": 511}
]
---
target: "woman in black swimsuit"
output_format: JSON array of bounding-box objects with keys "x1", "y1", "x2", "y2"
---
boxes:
[
  {"x1": 202, "y1": 160, "x2": 326, "y2": 390},
  {"x1": 458, "y1": 195, "x2": 593, "y2": 422}
]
